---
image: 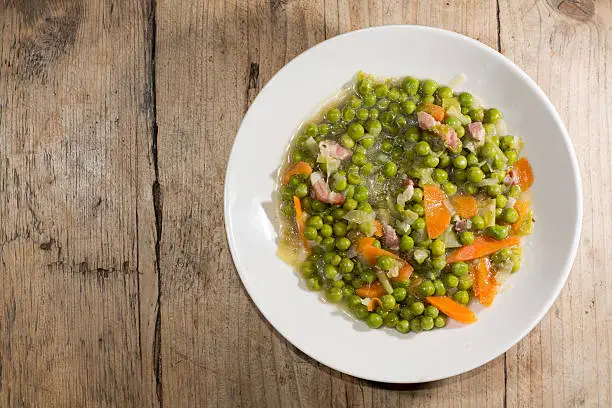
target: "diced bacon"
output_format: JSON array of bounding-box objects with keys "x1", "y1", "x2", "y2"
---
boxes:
[
  {"x1": 382, "y1": 223, "x2": 399, "y2": 251},
  {"x1": 435, "y1": 125, "x2": 459, "y2": 150},
  {"x1": 468, "y1": 122, "x2": 486, "y2": 144},
  {"x1": 319, "y1": 140, "x2": 352, "y2": 161},
  {"x1": 504, "y1": 168, "x2": 519, "y2": 186},
  {"x1": 418, "y1": 111, "x2": 438, "y2": 130},
  {"x1": 453, "y1": 218, "x2": 471, "y2": 233},
  {"x1": 403, "y1": 178, "x2": 415, "y2": 188},
  {"x1": 310, "y1": 172, "x2": 345, "y2": 205}
]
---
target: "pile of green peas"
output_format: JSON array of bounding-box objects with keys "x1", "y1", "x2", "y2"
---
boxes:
[{"x1": 278, "y1": 73, "x2": 530, "y2": 333}]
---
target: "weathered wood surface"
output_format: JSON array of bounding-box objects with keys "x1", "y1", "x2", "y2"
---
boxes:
[{"x1": 0, "y1": 0, "x2": 609, "y2": 407}]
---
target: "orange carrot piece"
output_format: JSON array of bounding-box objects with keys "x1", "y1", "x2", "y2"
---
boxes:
[
  {"x1": 283, "y1": 161, "x2": 313, "y2": 184},
  {"x1": 356, "y1": 282, "x2": 387, "y2": 298},
  {"x1": 356, "y1": 237, "x2": 376, "y2": 253},
  {"x1": 513, "y1": 157, "x2": 534, "y2": 191},
  {"x1": 420, "y1": 103, "x2": 445, "y2": 122},
  {"x1": 293, "y1": 196, "x2": 309, "y2": 252},
  {"x1": 450, "y1": 195, "x2": 478, "y2": 219},
  {"x1": 360, "y1": 244, "x2": 400, "y2": 265},
  {"x1": 423, "y1": 184, "x2": 451, "y2": 239},
  {"x1": 447, "y1": 236, "x2": 521, "y2": 263},
  {"x1": 374, "y1": 220, "x2": 384, "y2": 237},
  {"x1": 512, "y1": 200, "x2": 531, "y2": 233},
  {"x1": 367, "y1": 297, "x2": 382, "y2": 312},
  {"x1": 426, "y1": 296, "x2": 477, "y2": 324},
  {"x1": 473, "y1": 258, "x2": 497, "y2": 307},
  {"x1": 392, "y1": 262, "x2": 414, "y2": 282}
]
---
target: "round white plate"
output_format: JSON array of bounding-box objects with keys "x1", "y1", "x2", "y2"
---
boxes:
[{"x1": 224, "y1": 25, "x2": 582, "y2": 383}]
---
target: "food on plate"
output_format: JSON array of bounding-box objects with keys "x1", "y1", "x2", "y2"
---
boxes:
[{"x1": 276, "y1": 72, "x2": 535, "y2": 333}]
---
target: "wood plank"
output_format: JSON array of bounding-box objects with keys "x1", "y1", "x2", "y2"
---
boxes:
[
  {"x1": 157, "y1": 0, "x2": 504, "y2": 407},
  {"x1": 498, "y1": 0, "x2": 611, "y2": 407},
  {"x1": 0, "y1": 1, "x2": 158, "y2": 406}
]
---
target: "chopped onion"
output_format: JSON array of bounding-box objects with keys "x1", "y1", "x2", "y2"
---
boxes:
[
  {"x1": 386, "y1": 261, "x2": 401, "y2": 278},
  {"x1": 463, "y1": 140, "x2": 477, "y2": 154},
  {"x1": 495, "y1": 118, "x2": 507, "y2": 137},
  {"x1": 478, "y1": 178, "x2": 500, "y2": 187},
  {"x1": 395, "y1": 219, "x2": 412, "y2": 235},
  {"x1": 478, "y1": 198, "x2": 497, "y2": 228},
  {"x1": 403, "y1": 209, "x2": 419, "y2": 223},
  {"x1": 413, "y1": 248, "x2": 429, "y2": 264},
  {"x1": 376, "y1": 270, "x2": 394, "y2": 294},
  {"x1": 305, "y1": 136, "x2": 319, "y2": 156},
  {"x1": 471, "y1": 96, "x2": 483, "y2": 108},
  {"x1": 346, "y1": 246, "x2": 358, "y2": 259},
  {"x1": 317, "y1": 154, "x2": 340, "y2": 178},
  {"x1": 505, "y1": 197, "x2": 517, "y2": 209},
  {"x1": 342, "y1": 210, "x2": 375, "y2": 225},
  {"x1": 396, "y1": 184, "x2": 414, "y2": 208},
  {"x1": 445, "y1": 105, "x2": 471, "y2": 125},
  {"x1": 442, "y1": 228, "x2": 462, "y2": 248},
  {"x1": 494, "y1": 259, "x2": 514, "y2": 285},
  {"x1": 448, "y1": 73, "x2": 467, "y2": 88}
]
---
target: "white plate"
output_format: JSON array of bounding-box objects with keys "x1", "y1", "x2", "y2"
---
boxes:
[{"x1": 224, "y1": 26, "x2": 582, "y2": 383}]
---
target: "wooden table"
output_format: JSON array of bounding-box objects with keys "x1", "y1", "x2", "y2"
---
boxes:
[{"x1": 1, "y1": 1, "x2": 610, "y2": 407}]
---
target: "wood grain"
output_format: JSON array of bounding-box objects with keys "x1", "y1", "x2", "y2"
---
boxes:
[
  {"x1": 0, "y1": 1, "x2": 159, "y2": 407},
  {"x1": 499, "y1": 0, "x2": 612, "y2": 406},
  {"x1": 0, "y1": 0, "x2": 610, "y2": 406}
]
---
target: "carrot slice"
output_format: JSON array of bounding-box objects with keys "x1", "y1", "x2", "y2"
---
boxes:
[
  {"x1": 420, "y1": 103, "x2": 445, "y2": 122},
  {"x1": 450, "y1": 195, "x2": 478, "y2": 219},
  {"x1": 374, "y1": 220, "x2": 384, "y2": 237},
  {"x1": 356, "y1": 282, "x2": 386, "y2": 298},
  {"x1": 473, "y1": 258, "x2": 497, "y2": 307},
  {"x1": 367, "y1": 297, "x2": 382, "y2": 312},
  {"x1": 513, "y1": 157, "x2": 534, "y2": 191},
  {"x1": 283, "y1": 161, "x2": 313, "y2": 184},
  {"x1": 293, "y1": 196, "x2": 310, "y2": 252},
  {"x1": 356, "y1": 237, "x2": 376, "y2": 253},
  {"x1": 423, "y1": 184, "x2": 451, "y2": 239},
  {"x1": 426, "y1": 296, "x2": 477, "y2": 324},
  {"x1": 392, "y1": 262, "x2": 414, "y2": 282},
  {"x1": 447, "y1": 236, "x2": 521, "y2": 263},
  {"x1": 360, "y1": 244, "x2": 400, "y2": 265},
  {"x1": 512, "y1": 200, "x2": 531, "y2": 234}
]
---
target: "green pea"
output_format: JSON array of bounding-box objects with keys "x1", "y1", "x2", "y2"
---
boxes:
[
  {"x1": 303, "y1": 226, "x2": 317, "y2": 240},
  {"x1": 458, "y1": 92, "x2": 473, "y2": 108},
  {"x1": 402, "y1": 99, "x2": 417, "y2": 115},
  {"x1": 324, "y1": 286, "x2": 343, "y2": 303},
  {"x1": 347, "y1": 122, "x2": 365, "y2": 140},
  {"x1": 407, "y1": 318, "x2": 421, "y2": 332},
  {"x1": 492, "y1": 248, "x2": 512, "y2": 264},
  {"x1": 469, "y1": 107, "x2": 485, "y2": 122},
  {"x1": 319, "y1": 123, "x2": 330, "y2": 135},
  {"x1": 356, "y1": 108, "x2": 369, "y2": 121},
  {"x1": 420, "y1": 79, "x2": 438, "y2": 96},
  {"x1": 456, "y1": 126, "x2": 466, "y2": 138},
  {"x1": 484, "y1": 123, "x2": 496, "y2": 136},
  {"x1": 366, "y1": 313, "x2": 383, "y2": 329},
  {"x1": 434, "y1": 316, "x2": 447, "y2": 328},
  {"x1": 505, "y1": 150, "x2": 518, "y2": 164},
  {"x1": 459, "y1": 231, "x2": 475, "y2": 245},
  {"x1": 323, "y1": 264, "x2": 338, "y2": 279},
  {"x1": 389, "y1": 102, "x2": 402, "y2": 116},
  {"x1": 480, "y1": 143, "x2": 496, "y2": 160},
  {"x1": 485, "y1": 184, "x2": 501, "y2": 197},
  {"x1": 333, "y1": 221, "x2": 348, "y2": 237},
  {"x1": 437, "y1": 86, "x2": 453, "y2": 99},
  {"x1": 399, "y1": 306, "x2": 413, "y2": 320},
  {"x1": 381, "y1": 294, "x2": 396, "y2": 311},
  {"x1": 411, "y1": 203, "x2": 424, "y2": 216},
  {"x1": 485, "y1": 225, "x2": 510, "y2": 240},
  {"x1": 388, "y1": 88, "x2": 400, "y2": 101},
  {"x1": 392, "y1": 287, "x2": 407, "y2": 302},
  {"x1": 467, "y1": 153, "x2": 479, "y2": 167},
  {"x1": 358, "y1": 78, "x2": 373, "y2": 95},
  {"x1": 321, "y1": 237, "x2": 336, "y2": 251},
  {"x1": 434, "y1": 279, "x2": 446, "y2": 296},
  {"x1": 353, "y1": 186, "x2": 368, "y2": 202},
  {"x1": 418, "y1": 238, "x2": 432, "y2": 249},
  {"x1": 444, "y1": 116, "x2": 461, "y2": 130},
  {"x1": 300, "y1": 261, "x2": 315, "y2": 278},
  {"x1": 443, "y1": 273, "x2": 459, "y2": 288},
  {"x1": 502, "y1": 207, "x2": 520, "y2": 223},
  {"x1": 420, "y1": 316, "x2": 434, "y2": 330},
  {"x1": 347, "y1": 173, "x2": 361, "y2": 186},
  {"x1": 458, "y1": 274, "x2": 473, "y2": 290},
  {"x1": 372, "y1": 240, "x2": 381, "y2": 249},
  {"x1": 291, "y1": 150, "x2": 304, "y2": 163},
  {"x1": 363, "y1": 92, "x2": 377, "y2": 107},
  {"x1": 357, "y1": 201, "x2": 373, "y2": 213},
  {"x1": 442, "y1": 182, "x2": 457, "y2": 196},
  {"x1": 365, "y1": 119, "x2": 382, "y2": 137},
  {"x1": 471, "y1": 215, "x2": 485, "y2": 230},
  {"x1": 451, "y1": 263, "x2": 468, "y2": 278},
  {"x1": 411, "y1": 301, "x2": 425, "y2": 315},
  {"x1": 415, "y1": 141, "x2": 431, "y2": 156},
  {"x1": 383, "y1": 312, "x2": 399, "y2": 328},
  {"x1": 395, "y1": 319, "x2": 410, "y2": 333},
  {"x1": 496, "y1": 207, "x2": 504, "y2": 218},
  {"x1": 453, "y1": 290, "x2": 470, "y2": 305},
  {"x1": 432, "y1": 256, "x2": 447, "y2": 271},
  {"x1": 376, "y1": 98, "x2": 390, "y2": 110},
  {"x1": 326, "y1": 108, "x2": 341, "y2": 123},
  {"x1": 485, "y1": 108, "x2": 502, "y2": 124},
  {"x1": 332, "y1": 208, "x2": 347, "y2": 220},
  {"x1": 319, "y1": 224, "x2": 333, "y2": 238},
  {"x1": 422, "y1": 95, "x2": 435, "y2": 104},
  {"x1": 413, "y1": 217, "x2": 426, "y2": 231},
  {"x1": 452, "y1": 169, "x2": 465, "y2": 183},
  {"x1": 308, "y1": 215, "x2": 323, "y2": 230},
  {"x1": 353, "y1": 304, "x2": 369, "y2": 320},
  {"x1": 342, "y1": 107, "x2": 354, "y2": 122},
  {"x1": 438, "y1": 153, "x2": 451, "y2": 168},
  {"x1": 395, "y1": 115, "x2": 407, "y2": 129},
  {"x1": 507, "y1": 185, "x2": 521, "y2": 198},
  {"x1": 373, "y1": 83, "x2": 388, "y2": 98},
  {"x1": 335, "y1": 237, "x2": 351, "y2": 251},
  {"x1": 418, "y1": 280, "x2": 436, "y2": 297},
  {"x1": 306, "y1": 276, "x2": 322, "y2": 290},
  {"x1": 332, "y1": 177, "x2": 347, "y2": 193},
  {"x1": 383, "y1": 162, "x2": 397, "y2": 177},
  {"x1": 360, "y1": 268, "x2": 377, "y2": 284},
  {"x1": 353, "y1": 145, "x2": 366, "y2": 155},
  {"x1": 467, "y1": 166, "x2": 485, "y2": 183},
  {"x1": 430, "y1": 239, "x2": 446, "y2": 256},
  {"x1": 351, "y1": 277, "x2": 363, "y2": 289},
  {"x1": 433, "y1": 169, "x2": 448, "y2": 184},
  {"x1": 402, "y1": 77, "x2": 419, "y2": 95},
  {"x1": 377, "y1": 255, "x2": 395, "y2": 271},
  {"x1": 311, "y1": 200, "x2": 327, "y2": 213},
  {"x1": 424, "y1": 305, "x2": 439, "y2": 318},
  {"x1": 294, "y1": 183, "x2": 308, "y2": 198},
  {"x1": 423, "y1": 155, "x2": 439, "y2": 168},
  {"x1": 347, "y1": 294, "x2": 362, "y2": 309},
  {"x1": 399, "y1": 235, "x2": 414, "y2": 252},
  {"x1": 350, "y1": 153, "x2": 366, "y2": 167},
  {"x1": 464, "y1": 182, "x2": 479, "y2": 195},
  {"x1": 305, "y1": 123, "x2": 319, "y2": 138},
  {"x1": 412, "y1": 188, "x2": 424, "y2": 203},
  {"x1": 342, "y1": 286, "x2": 354, "y2": 297}
]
